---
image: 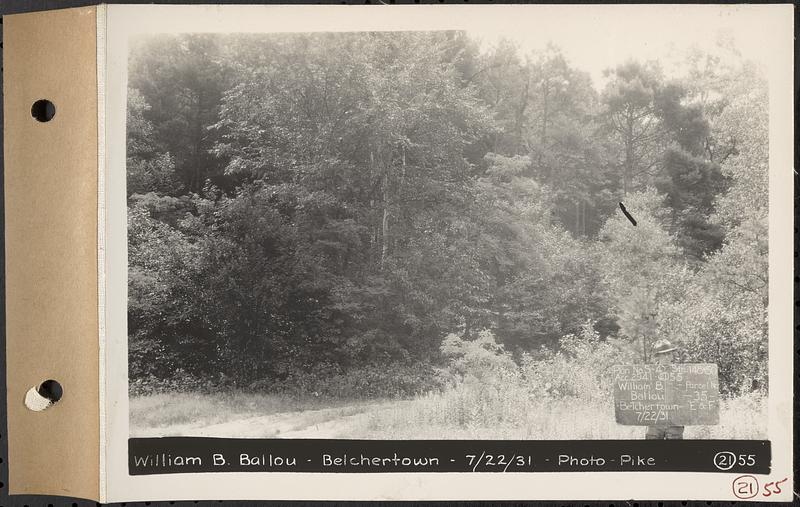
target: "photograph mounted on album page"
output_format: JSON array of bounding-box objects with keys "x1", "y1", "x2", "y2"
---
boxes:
[{"x1": 2, "y1": 3, "x2": 793, "y2": 503}]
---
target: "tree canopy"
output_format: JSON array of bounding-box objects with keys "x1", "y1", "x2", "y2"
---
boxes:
[{"x1": 127, "y1": 33, "x2": 768, "y2": 397}]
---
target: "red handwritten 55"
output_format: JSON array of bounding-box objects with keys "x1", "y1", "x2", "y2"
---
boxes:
[{"x1": 762, "y1": 477, "x2": 788, "y2": 497}]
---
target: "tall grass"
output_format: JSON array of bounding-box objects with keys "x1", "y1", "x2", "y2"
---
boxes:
[
  {"x1": 130, "y1": 381, "x2": 767, "y2": 440},
  {"x1": 130, "y1": 329, "x2": 767, "y2": 440},
  {"x1": 347, "y1": 380, "x2": 767, "y2": 439},
  {"x1": 348, "y1": 330, "x2": 767, "y2": 439}
]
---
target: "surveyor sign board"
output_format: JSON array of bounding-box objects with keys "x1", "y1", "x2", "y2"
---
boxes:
[{"x1": 612, "y1": 364, "x2": 720, "y2": 425}]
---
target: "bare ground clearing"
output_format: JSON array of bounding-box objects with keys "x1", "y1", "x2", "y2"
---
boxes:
[{"x1": 130, "y1": 400, "x2": 409, "y2": 438}]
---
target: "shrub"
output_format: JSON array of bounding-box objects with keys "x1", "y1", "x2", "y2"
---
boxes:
[
  {"x1": 259, "y1": 361, "x2": 443, "y2": 400},
  {"x1": 521, "y1": 321, "x2": 635, "y2": 401},
  {"x1": 129, "y1": 368, "x2": 218, "y2": 397},
  {"x1": 440, "y1": 330, "x2": 519, "y2": 386}
]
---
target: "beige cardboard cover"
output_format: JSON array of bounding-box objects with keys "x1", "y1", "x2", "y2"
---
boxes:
[{"x1": 3, "y1": 6, "x2": 100, "y2": 500}]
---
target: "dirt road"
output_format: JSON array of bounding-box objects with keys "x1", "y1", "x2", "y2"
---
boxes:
[{"x1": 131, "y1": 400, "x2": 407, "y2": 438}]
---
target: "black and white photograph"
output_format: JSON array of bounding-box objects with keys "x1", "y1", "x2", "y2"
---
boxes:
[{"x1": 125, "y1": 12, "x2": 771, "y2": 442}]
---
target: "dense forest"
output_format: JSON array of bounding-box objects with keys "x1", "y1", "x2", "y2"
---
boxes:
[{"x1": 127, "y1": 32, "x2": 768, "y2": 400}]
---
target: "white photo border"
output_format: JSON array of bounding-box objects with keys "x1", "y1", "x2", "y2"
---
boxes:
[{"x1": 101, "y1": 4, "x2": 794, "y2": 502}]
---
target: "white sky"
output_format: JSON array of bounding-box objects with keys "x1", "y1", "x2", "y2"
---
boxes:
[
  {"x1": 121, "y1": 4, "x2": 790, "y2": 91},
  {"x1": 457, "y1": 4, "x2": 784, "y2": 88}
]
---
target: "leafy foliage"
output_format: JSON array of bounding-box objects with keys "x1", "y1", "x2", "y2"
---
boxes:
[{"x1": 127, "y1": 33, "x2": 768, "y2": 398}]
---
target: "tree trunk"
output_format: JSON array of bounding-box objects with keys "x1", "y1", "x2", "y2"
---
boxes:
[
  {"x1": 623, "y1": 109, "x2": 635, "y2": 197},
  {"x1": 379, "y1": 146, "x2": 391, "y2": 271},
  {"x1": 515, "y1": 72, "x2": 531, "y2": 153},
  {"x1": 380, "y1": 184, "x2": 389, "y2": 270},
  {"x1": 539, "y1": 80, "x2": 549, "y2": 175},
  {"x1": 192, "y1": 89, "x2": 205, "y2": 192},
  {"x1": 641, "y1": 333, "x2": 648, "y2": 363},
  {"x1": 541, "y1": 81, "x2": 549, "y2": 146},
  {"x1": 580, "y1": 200, "x2": 586, "y2": 236}
]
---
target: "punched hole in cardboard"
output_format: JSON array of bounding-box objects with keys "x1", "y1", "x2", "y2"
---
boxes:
[
  {"x1": 30, "y1": 99, "x2": 56, "y2": 122},
  {"x1": 24, "y1": 379, "x2": 63, "y2": 411}
]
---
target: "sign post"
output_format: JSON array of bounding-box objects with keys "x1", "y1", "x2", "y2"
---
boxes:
[{"x1": 612, "y1": 363, "x2": 720, "y2": 425}]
